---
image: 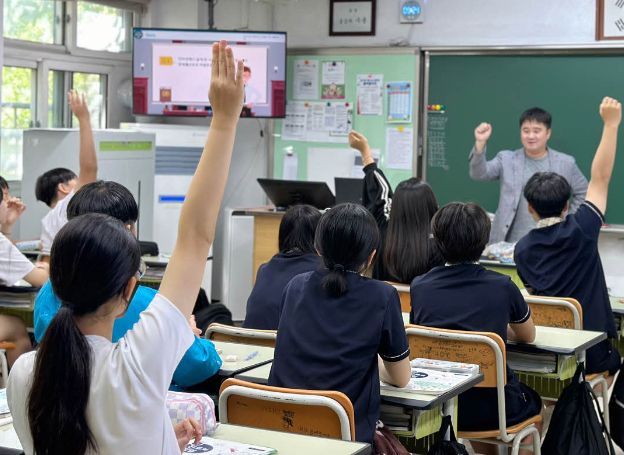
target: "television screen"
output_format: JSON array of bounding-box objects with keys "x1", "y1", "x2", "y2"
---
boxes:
[{"x1": 132, "y1": 28, "x2": 286, "y2": 118}]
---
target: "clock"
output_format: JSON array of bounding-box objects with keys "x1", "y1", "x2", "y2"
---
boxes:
[
  {"x1": 596, "y1": 0, "x2": 624, "y2": 40},
  {"x1": 400, "y1": 0, "x2": 424, "y2": 24}
]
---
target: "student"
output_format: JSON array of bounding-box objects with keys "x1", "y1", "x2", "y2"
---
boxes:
[
  {"x1": 469, "y1": 107, "x2": 588, "y2": 243},
  {"x1": 0, "y1": 177, "x2": 26, "y2": 240},
  {"x1": 33, "y1": 180, "x2": 222, "y2": 389},
  {"x1": 243, "y1": 204, "x2": 321, "y2": 330},
  {"x1": 7, "y1": 41, "x2": 243, "y2": 454},
  {"x1": 268, "y1": 203, "x2": 411, "y2": 444},
  {"x1": 349, "y1": 130, "x2": 443, "y2": 283},
  {"x1": 38, "y1": 90, "x2": 98, "y2": 256},
  {"x1": 515, "y1": 97, "x2": 622, "y2": 377},
  {"x1": 410, "y1": 202, "x2": 541, "y2": 455}
]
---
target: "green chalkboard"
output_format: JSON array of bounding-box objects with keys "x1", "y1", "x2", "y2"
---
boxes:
[
  {"x1": 425, "y1": 53, "x2": 624, "y2": 224},
  {"x1": 274, "y1": 50, "x2": 418, "y2": 190}
]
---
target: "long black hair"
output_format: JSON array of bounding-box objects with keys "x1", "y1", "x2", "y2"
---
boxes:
[
  {"x1": 278, "y1": 204, "x2": 321, "y2": 254},
  {"x1": 27, "y1": 213, "x2": 141, "y2": 455},
  {"x1": 384, "y1": 178, "x2": 439, "y2": 283},
  {"x1": 315, "y1": 203, "x2": 379, "y2": 297},
  {"x1": 67, "y1": 180, "x2": 139, "y2": 224}
]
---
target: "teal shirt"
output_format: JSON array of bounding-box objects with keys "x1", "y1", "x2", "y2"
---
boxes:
[{"x1": 34, "y1": 281, "x2": 222, "y2": 389}]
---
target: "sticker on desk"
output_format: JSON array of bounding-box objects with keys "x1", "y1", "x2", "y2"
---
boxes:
[{"x1": 185, "y1": 437, "x2": 276, "y2": 454}]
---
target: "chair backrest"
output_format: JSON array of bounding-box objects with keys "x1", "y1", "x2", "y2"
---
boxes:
[
  {"x1": 219, "y1": 378, "x2": 356, "y2": 441},
  {"x1": 405, "y1": 325, "x2": 509, "y2": 437},
  {"x1": 205, "y1": 323, "x2": 277, "y2": 347},
  {"x1": 524, "y1": 295, "x2": 583, "y2": 329},
  {"x1": 386, "y1": 281, "x2": 411, "y2": 313}
]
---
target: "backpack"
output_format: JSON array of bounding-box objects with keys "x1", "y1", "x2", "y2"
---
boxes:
[
  {"x1": 608, "y1": 360, "x2": 624, "y2": 449},
  {"x1": 193, "y1": 303, "x2": 234, "y2": 332},
  {"x1": 426, "y1": 415, "x2": 469, "y2": 455},
  {"x1": 541, "y1": 363, "x2": 616, "y2": 455},
  {"x1": 373, "y1": 421, "x2": 410, "y2": 455}
]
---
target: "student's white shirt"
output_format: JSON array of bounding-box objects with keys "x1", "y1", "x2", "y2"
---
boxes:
[
  {"x1": 0, "y1": 233, "x2": 34, "y2": 285},
  {"x1": 7, "y1": 293, "x2": 194, "y2": 455},
  {"x1": 40, "y1": 191, "x2": 74, "y2": 255}
]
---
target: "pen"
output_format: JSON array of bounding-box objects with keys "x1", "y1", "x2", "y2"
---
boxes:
[{"x1": 244, "y1": 351, "x2": 259, "y2": 361}]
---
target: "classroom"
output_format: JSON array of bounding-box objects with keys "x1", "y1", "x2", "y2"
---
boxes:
[{"x1": 0, "y1": 0, "x2": 622, "y2": 454}]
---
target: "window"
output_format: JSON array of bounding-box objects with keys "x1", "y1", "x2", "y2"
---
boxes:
[
  {"x1": 1, "y1": 67, "x2": 36, "y2": 180},
  {"x1": 76, "y1": 2, "x2": 133, "y2": 52},
  {"x1": 3, "y1": 0, "x2": 64, "y2": 45},
  {"x1": 48, "y1": 70, "x2": 66, "y2": 129},
  {"x1": 71, "y1": 72, "x2": 107, "y2": 129}
]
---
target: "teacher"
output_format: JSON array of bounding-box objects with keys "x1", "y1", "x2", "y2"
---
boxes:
[{"x1": 469, "y1": 107, "x2": 588, "y2": 244}]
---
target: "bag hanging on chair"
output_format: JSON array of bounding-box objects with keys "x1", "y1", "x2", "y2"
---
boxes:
[
  {"x1": 426, "y1": 415, "x2": 469, "y2": 455},
  {"x1": 373, "y1": 420, "x2": 410, "y2": 455},
  {"x1": 541, "y1": 362, "x2": 616, "y2": 455}
]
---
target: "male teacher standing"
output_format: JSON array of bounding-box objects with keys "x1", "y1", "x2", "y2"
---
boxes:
[{"x1": 469, "y1": 107, "x2": 588, "y2": 243}]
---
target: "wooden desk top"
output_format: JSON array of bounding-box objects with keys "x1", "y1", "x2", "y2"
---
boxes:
[
  {"x1": 507, "y1": 326, "x2": 606, "y2": 355},
  {"x1": 214, "y1": 341, "x2": 275, "y2": 377},
  {"x1": 235, "y1": 364, "x2": 483, "y2": 410},
  {"x1": 211, "y1": 423, "x2": 371, "y2": 454}
]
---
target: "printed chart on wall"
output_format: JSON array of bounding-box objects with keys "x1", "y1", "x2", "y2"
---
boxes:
[{"x1": 273, "y1": 51, "x2": 419, "y2": 192}]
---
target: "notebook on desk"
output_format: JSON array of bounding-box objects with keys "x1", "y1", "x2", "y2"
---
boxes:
[
  {"x1": 381, "y1": 368, "x2": 475, "y2": 395},
  {"x1": 185, "y1": 437, "x2": 275, "y2": 454},
  {"x1": 257, "y1": 178, "x2": 335, "y2": 210}
]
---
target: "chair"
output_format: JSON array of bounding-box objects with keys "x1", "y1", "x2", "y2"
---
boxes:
[
  {"x1": 219, "y1": 378, "x2": 356, "y2": 441},
  {"x1": 205, "y1": 323, "x2": 277, "y2": 347},
  {"x1": 524, "y1": 295, "x2": 583, "y2": 329},
  {"x1": 524, "y1": 295, "x2": 609, "y2": 429},
  {"x1": 405, "y1": 325, "x2": 542, "y2": 455},
  {"x1": 386, "y1": 281, "x2": 411, "y2": 313}
]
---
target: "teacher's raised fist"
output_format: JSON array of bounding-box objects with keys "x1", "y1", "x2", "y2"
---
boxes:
[{"x1": 474, "y1": 122, "x2": 492, "y2": 144}]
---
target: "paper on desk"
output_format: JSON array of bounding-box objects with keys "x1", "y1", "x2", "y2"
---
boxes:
[
  {"x1": 381, "y1": 368, "x2": 473, "y2": 395},
  {"x1": 185, "y1": 436, "x2": 276, "y2": 454}
]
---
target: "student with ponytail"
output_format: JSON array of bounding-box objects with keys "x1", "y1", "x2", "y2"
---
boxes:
[
  {"x1": 268, "y1": 203, "x2": 411, "y2": 444},
  {"x1": 7, "y1": 40, "x2": 244, "y2": 455}
]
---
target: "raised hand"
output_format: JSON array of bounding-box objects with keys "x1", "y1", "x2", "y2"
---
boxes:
[
  {"x1": 349, "y1": 130, "x2": 374, "y2": 166},
  {"x1": 68, "y1": 90, "x2": 90, "y2": 123},
  {"x1": 474, "y1": 122, "x2": 492, "y2": 153},
  {"x1": 209, "y1": 40, "x2": 245, "y2": 126},
  {"x1": 599, "y1": 96, "x2": 622, "y2": 128}
]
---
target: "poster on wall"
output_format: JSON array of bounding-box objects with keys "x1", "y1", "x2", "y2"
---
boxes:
[
  {"x1": 385, "y1": 126, "x2": 413, "y2": 170},
  {"x1": 321, "y1": 61, "x2": 346, "y2": 99},
  {"x1": 293, "y1": 59, "x2": 319, "y2": 100},
  {"x1": 356, "y1": 74, "x2": 383, "y2": 115},
  {"x1": 386, "y1": 81, "x2": 412, "y2": 123},
  {"x1": 281, "y1": 101, "x2": 352, "y2": 143}
]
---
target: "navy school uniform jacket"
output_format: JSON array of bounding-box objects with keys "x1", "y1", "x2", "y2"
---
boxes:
[
  {"x1": 268, "y1": 270, "x2": 410, "y2": 443},
  {"x1": 362, "y1": 162, "x2": 443, "y2": 283},
  {"x1": 410, "y1": 264, "x2": 542, "y2": 431},
  {"x1": 514, "y1": 201, "x2": 620, "y2": 374},
  {"x1": 243, "y1": 252, "x2": 321, "y2": 330}
]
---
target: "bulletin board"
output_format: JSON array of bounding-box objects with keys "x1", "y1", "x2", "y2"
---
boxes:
[{"x1": 272, "y1": 48, "x2": 420, "y2": 192}]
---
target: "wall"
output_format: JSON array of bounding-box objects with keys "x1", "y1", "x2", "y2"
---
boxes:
[{"x1": 274, "y1": 0, "x2": 603, "y2": 48}]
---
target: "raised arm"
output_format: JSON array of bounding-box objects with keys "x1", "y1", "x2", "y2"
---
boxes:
[
  {"x1": 586, "y1": 97, "x2": 622, "y2": 214},
  {"x1": 469, "y1": 122, "x2": 503, "y2": 181},
  {"x1": 68, "y1": 91, "x2": 98, "y2": 190},
  {"x1": 159, "y1": 41, "x2": 244, "y2": 317}
]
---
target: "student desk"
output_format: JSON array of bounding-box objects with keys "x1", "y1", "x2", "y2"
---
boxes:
[
  {"x1": 0, "y1": 423, "x2": 22, "y2": 453},
  {"x1": 479, "y1": 259, "x2": 524, "y2": 289},
  {"x1": 210, "y1": 423, "x2": 371, "y2": 454},
  {"x1": 213, "y1": 340, "x2": 274, "y2": 377},
  {"x1": 611, "y1": 296, "x2": 624, "y2": 315},
  {"x1": 235, "y1": 363, "x2": 483, "y2": 411},
  {"x1": 507, "y1": 326, "x2": 606, "y2": 361}
]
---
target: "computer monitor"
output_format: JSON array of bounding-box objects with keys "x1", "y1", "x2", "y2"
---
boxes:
[
  {"x1": 334, "y1": 177, "x2": 363, "y2": 205},
  {"x1": 257, "y1": 178, "x2": 335, "y2": 210}
]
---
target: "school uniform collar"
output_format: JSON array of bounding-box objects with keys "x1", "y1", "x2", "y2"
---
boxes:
[{"x1": 536, "y1": 217, "x2": 562, "y2": 228}]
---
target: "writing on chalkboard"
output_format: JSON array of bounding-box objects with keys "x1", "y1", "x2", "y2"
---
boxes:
[{"x1": 428, "y1": 114, "x2": 449, "y2": 170}]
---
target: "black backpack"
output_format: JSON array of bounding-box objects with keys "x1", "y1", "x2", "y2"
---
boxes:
[
  {"x1": 542, "y1": 363, "x2": 616, "y2": 455},
  {"x1": 608, "y1": 360, "x2": 624, "y2": 449},
  {"x1": 426, "y1": 415, "x2": 469, "y2": 455}
]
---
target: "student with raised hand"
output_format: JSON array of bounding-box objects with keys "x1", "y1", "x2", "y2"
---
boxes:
[
  {"x1": 515, "y1": 97, "x2": 622, "y2": 377},
  {"x1": 411, "y1": 202, "x2": 541, "y2": 455},
  {"x1": 33, "y1": 180, "x2": 222, "y2": 389},
  {"x1": 243, "y1": 204, "x2": 321, "y2": 330},
  {"x1": 349, "y1": 130, "x2": 443, "y2": 284},
  {"x1": 269, "y1": 203, "x2": 411, "y2": 444},
  {"x1": 38, "y1": 90, "x2": 98, "y2": 257},
  {"x1": 7, "y1": 41, "x2": 243, "y2": 455}
]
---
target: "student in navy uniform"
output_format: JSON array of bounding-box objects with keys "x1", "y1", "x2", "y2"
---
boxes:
[
  {"x1": 243, "y1": 204, "x2": 321, "y2": 330},
  {"x1": 349, "y1": 130, "x2": 443, "y2": 284},
  {"x1": 411, "y1": 202, "x2": 541, "y2": 455},
  {"x1": 269, "y1": 203, "x2": 411, "y2": 444},
  {"x1": 515, "y1": 97, "x2": 623, "y2": 378}
]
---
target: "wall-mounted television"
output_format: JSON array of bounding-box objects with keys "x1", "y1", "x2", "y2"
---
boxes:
[{"x1": 132, "y1": 28, "x2": 286, "y2": 118}]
